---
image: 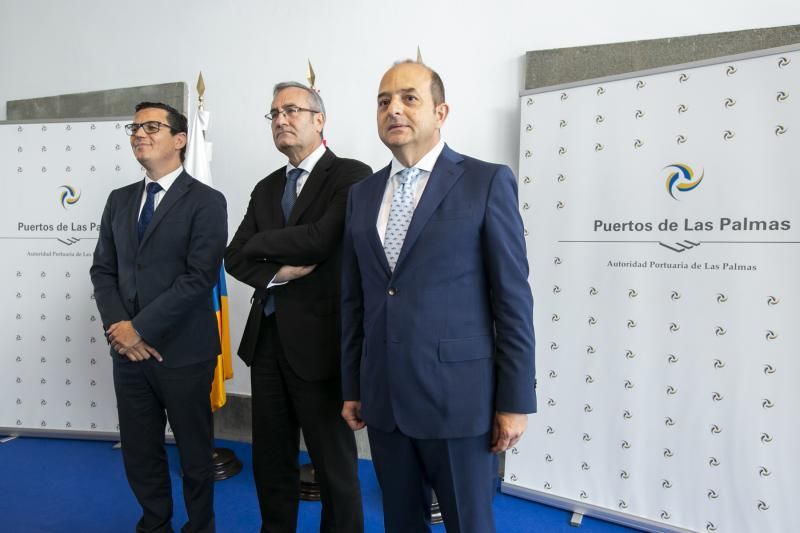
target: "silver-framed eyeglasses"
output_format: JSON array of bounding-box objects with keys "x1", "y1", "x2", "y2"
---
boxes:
[
  {"x1": 124, "y1": 121, "x2": 176, "y2": 136},
  {"x1": 265, "y1": 106, "x2": 320, "y2": 121}
]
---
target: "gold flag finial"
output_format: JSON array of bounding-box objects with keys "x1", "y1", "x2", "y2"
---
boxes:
[
  {"x1": 416, "y1": 46, "x2": 424, "y2": 64},
  {"x1": 196, "y1": 72, "x2": 206, "y2": 108},
  {"x1": 307, "y1": 60, "x2": 316, "y2": 89}
]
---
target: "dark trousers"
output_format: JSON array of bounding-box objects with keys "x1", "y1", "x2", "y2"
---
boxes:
[
  {"x1": 251, "y1": 315, "x2": 363, "y2": 533},
  {"x1": 113, "y1": 356, "x2": 216, "y2": 533},
  {"x1": 367, "y1": 427, "x2": 498, "y2": 533}
]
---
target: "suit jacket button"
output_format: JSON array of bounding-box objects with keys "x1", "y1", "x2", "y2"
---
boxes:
[{"x1": 387, "y1": 287, "x2": 397, "y2": 296}]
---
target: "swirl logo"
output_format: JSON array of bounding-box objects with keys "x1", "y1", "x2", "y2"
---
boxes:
[
  {"x1": 585, "y1": 375, "x2": 595, "y2": 384},
  {"x1": 713, "y1": 358, "x2": 725, "y2": 368},
  {"x1": 666, "y1": 386, "x2": 677, "y2": 395},
  {"x1": 621, "y1": 440, "x2": 631, "y2": 450},
  {"x1": 582, "y1": 433, "x2": 591, "y2": 442},
  {"x1": 544, "y1": 482, "x2": 552, "y2": 490},
  {"x1": 588, "y1": 316, "x2": 597, "y2": 325},
  {"x1": 627, "y1": 320, "x2": 637, "y2": 328},
  {"x1": 778, "y1": 56, "x2": 790, "y2": 68},
  {"x1": 712, "y1": 392, "x2": 723, "y2": 402},
  {"x1": 760, "y1": 433, "x2": 773, "y2": 443},
  {"x1": 624, "y1": 380, "x2": 633, "y2": 389},
  {"x1": 662, "y1": 479, "x2": 672, "y2": 489},
  {"x1": 510, "y1": 474, "x2": 517, "y2": 481},
  {"x1": 595, "y1": 115, "x2": 604, "y2": 124},
  {"x1": 715, "y1": 326, "x2": 726, "y2": 336},
  {"x1": 670, "y1": 291, "x2": 681, "y2": 300},
  {"x1": 557, "y1": 173, "x2": 566, "y2": 182},
  {"x1": 526, "y1": 98, "x2": 534, "y2": 106},
  {"x1": 775, "y1": 125, "x2": 787, "y2": 135},
  {"x1": 669, "y1": 322, "x2": 680, "y2": 332},
  {"x1": 710, "y1": 424, "x2": 722, "y2": 434},
  {"x1": 724, "y1": 97, "x2": 736, "y2": 108},
  {"x1": 545, "y1": 454, "x2": 553, "y2": 462},
  {"x1": 763, "y1": 364, "x2": 775, "y2": 375},
  {"x1": 589, "y1": 287, "x2": 598, "y2": 295},
  {"x1": 663, "y1": 448, "x2": 673, "y2": 458},
  {"x1": 664, "y1": 164, "x2": 704, "y2": 200},
  {"x1": 765, "y1": 330, "x2": 777, "y2": 340},
  {"x1": 676, "y1": 135, "x2": 687, "y2": 144},
  {"x1": 628, "y1": 289, "x2": 638, "y2": 298},
  {"x1": 596, "y1": 86, "x2": 605, "y2": 95},
  {"x1": 623, "y1": 410, "x2": 632, "y2": 419},
  {"x1": 547, "y1": 398, "x2": 556, "y2": 406},
  {"x1": 660, "y1": 511, "x2": 671, "y2": 520},
  {"x1": 559, "y1": 120, "x2": 568, "y2": 128},
  {"x1": 716, "y1": 293, "x2": 727, "y2": 303},
  {"x1": 677, "y1": 104, "x2": 688, "y2": 113},
  {"x1": 58, "y1": 185, "x2": 81, "y2": 209},
  {"x1": 723, "y1": 130, "x2": 735, "y2": 140},
  {"x1": 757, "y1": 500, "x2": 769, "y2": 511},
  {"x1": 581, "y1": 462, "x2": 590, "y2": 471},
  {"x1": 556, "y1": 201, "x2": 565, "y2": 209},
  {"x1": 707, "y1": 489, "x2": 719, "y2": 499},
  {"x1": 552, "y1": 285, "x2": 561, "y2": 294},
  {"x1": 625, "y1": 350, "x2": 636, "y2": 359},
  {"x1": 708, "y1": 457, "x2": 720, "y2": 467},
  {"x1": 762, "y1": 398, "x2": 774, "y2": 409},
  {"x1": 759, "y1": 466, "x2": 771, "y2": 477},
  {"x1": 525, "y1": 123, "x2": 533, "y2": 132},
  {"x1": 634, "y1": 139, "x2": 643, "y2": 148},
  {"x1": 548, "y1": 370, "x2": 558, "y2": 378},
  {"x1": 668, "y1": 354, "x2": 679, "y2": 363},
  {"x1": 767, "y1": 296, "x2": 780, "y2": 305},
  {"x1": 546, "y1": 426, "x2": 554, "y2": 435},
  {"x1": 550, "y1": 342, "x2": 559, "y2": 351},
  {"x1": 707, "y1": 522, "x2": 718, "y2": 532},
  {"x1": 635, "y1": 109, "x2": 644, "y2": 118},
  {"x1": 776, "y1": 91, "x2": 789, "y2": 102},
  {"x1": 726, "y1": 65, "x2": 737, "y2": 76},
  {"x1": 586, "y1": 345, "x2": 595, "y2": 354},
  {"x1": 620, "y1": 470, "x2": 629, "y2": 479},
  {"x1": 618, "y1": 499, "x2": 628, "y2": 509},
  {"x1": 580, "y1": 491, "x2": 588, "y2": 499},
  {"x1": 558, "y1": 146, "x2": 567, "y2": 155},
  {"x1": 665, "y1": 417, "x2": 675, "y2": 427},
  {"x1": 584, "y1": 404, "x2": 593, "y2": 413},
  {"x1": 560, "y1": 92, "x2": 568, "y2": 101},
  {"x1": 551, "y1": 313, "x2": 560, "y2": 322},
  {"x1": 636, "y1": 80, "x2": 646, "y2": 89},
  {"x1": 594, "y1": 143, "x2": 604, "y2": 152}
]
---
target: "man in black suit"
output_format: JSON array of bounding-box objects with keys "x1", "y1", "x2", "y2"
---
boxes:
[
  {"x1": 225, "y1": 82, "x2": 371, "y2": 533},
  {"x1": 90, "y1": 102, "x2": 227, "y2": 533}
]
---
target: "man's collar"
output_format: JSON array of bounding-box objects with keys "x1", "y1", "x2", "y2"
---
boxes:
[
  {"x1": 287, "y1": 143, "x2": 326, "y2": 175},
  {"x1": 389, "y1": 140, "x2": 445, "y2": 178},
  {"x1": 145, "y1": 165, "x2": 183, "y2": 192}
]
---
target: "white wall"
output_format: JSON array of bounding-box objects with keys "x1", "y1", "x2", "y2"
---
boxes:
[{"x1": 2, "y1": 0, "x2": 797, "y2": 393}]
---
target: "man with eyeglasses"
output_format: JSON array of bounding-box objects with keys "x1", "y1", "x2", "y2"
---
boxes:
[
  {"x1": 225, "y1": 82, "x2": 371, "y2": 532},
  {"x1": 91, "y1": 102, "x2": 227, "y2": 533}
]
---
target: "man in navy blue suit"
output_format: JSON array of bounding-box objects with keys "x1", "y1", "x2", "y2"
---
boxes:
[
  {"x1": 91, "y1": 102, "x2": 227, "y2": 533},
  {"x1": 340, "y1": 61, "x2": 536, "y2": 532}
]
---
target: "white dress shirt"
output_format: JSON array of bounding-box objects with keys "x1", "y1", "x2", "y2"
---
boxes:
[
  {"x1": 377, "y1": 140, "x2": 445, "y2": 244},
  {"x1": 138, "y1": 165, "x2": 183, "y2": 217}
]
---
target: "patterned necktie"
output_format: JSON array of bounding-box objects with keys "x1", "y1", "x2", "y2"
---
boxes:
[
  {"x1": 138, "y1": 182, "x2": 163, "y2": 241},
  {"x1": 383, "y1": 167, "x2": 421, "y2": 271},
  {"x1": 281, "y1": 168, "x2": 304, "y2": 222},
  {"x1": 263, "y1": 168, "x2": 306, "y2": 316}
]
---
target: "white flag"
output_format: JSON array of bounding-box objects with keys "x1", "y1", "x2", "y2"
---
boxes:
[{"x1": 185, "y1": 107, "x2": 213, "y2": 186}]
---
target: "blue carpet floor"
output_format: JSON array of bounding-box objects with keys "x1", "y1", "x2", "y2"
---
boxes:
[{"x1": 0, "y1": 437, "x2": 637, "y2": 532}]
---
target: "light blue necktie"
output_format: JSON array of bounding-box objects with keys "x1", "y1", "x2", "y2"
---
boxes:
[
  {"x1": 137, "y1": 182, "x2": 162, "y2": 242},
  {"x1": 281, "y1": 168, "x2": 304, "y2": 222},
  {"x1": 383, "y1": 167, "x2": 421, "y2": 271},
  {"x1": 264, "y1": 167, "x2": 305, "y2": 316}
]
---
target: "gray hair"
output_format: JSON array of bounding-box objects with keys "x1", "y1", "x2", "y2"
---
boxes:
[{"x1": 272, "y1": 81, "x2": 326, "y2": 116}]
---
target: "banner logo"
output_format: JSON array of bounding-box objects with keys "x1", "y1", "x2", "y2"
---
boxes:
[
  {"x1": 58, "y1": 185, "x2": 81, "y2": 209},
  {"x1": 664, "y1": 164, "x2": 703, "y2": 200}
]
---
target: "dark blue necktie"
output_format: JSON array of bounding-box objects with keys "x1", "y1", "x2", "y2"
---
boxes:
[
  {"x1": 281, "y1": 168, "x2": 304, "y2": 222},
  {"x1": 263, "y1": 168, "x2": 305, "y2": 317},
  {"x1": 138, "y1": 182, "x2": 163, "y2": 241}
]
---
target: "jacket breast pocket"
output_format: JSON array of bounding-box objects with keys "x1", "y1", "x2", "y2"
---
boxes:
[{"x1": 438, "y1": 335, "x2": 493, "y2": 362}]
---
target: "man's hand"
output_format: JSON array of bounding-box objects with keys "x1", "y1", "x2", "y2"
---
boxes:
[
  {"x1": 341, "y1": 401, "x2": 365, "y2": 431},
  {"x1": 120, "y1": 340, "x2": 163, "y2": 363},
  {"x1": 490, "y1": 411, "x2": 528, "y2": 453},
  {"x1": 274, "y1": 264, "x2": 317, "y2": 283},
  {"x1": 107, "y1": 320, "x2": 141, "y2": 352}
]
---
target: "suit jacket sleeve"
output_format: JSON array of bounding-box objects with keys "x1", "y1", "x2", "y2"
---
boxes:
[
  {"x1": 132, "y1": 190, "x2": 228, "y2": 342},
  {"x1": 483, "y1": 165, "x2": 537, "y2": 414},
  {"x1": 237, "y1": 159, "x2": 371, "y2": 266},
  {"x1": 339, "y1": 187, "x2": 364, "y2": 401},
  {"x1": 224, "y1": 192, "x2": 282, "y2": 290},
  {"x1": 90, "y1": 190, "x2": 131, "y2": 329}
]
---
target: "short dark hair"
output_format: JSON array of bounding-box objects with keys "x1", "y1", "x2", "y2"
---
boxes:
[
  {"x1": 394, "y1": 60, "x2": 446, "y2": 106},
  {"x1": 134, "y1": 101, "x2": 188, "y2": 161}
]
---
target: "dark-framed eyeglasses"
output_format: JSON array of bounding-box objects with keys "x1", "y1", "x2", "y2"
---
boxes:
[
  {"x1": 124, "y1": 121, "x2": 176, "y2": 136},
  {"x1": 265, "y1": 106, "x2": 321, "y2": 121}
]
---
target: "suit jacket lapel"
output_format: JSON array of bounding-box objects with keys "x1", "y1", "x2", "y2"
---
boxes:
[
  {"x1": 394, "y1": 146, "x2": 464, "y2": 271},
  {"x1": 287, "y1": 148, "x2": 335, "y2": 225},
  {"x1": 139, "y1": 171, "x2": 192, "y2": 248},
  {"x1": 129, "y1": 180, "x2": 145, "y2": 248},
  {"x1": 366, "y1": 165, "x2": 392, "y2": 276}
]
